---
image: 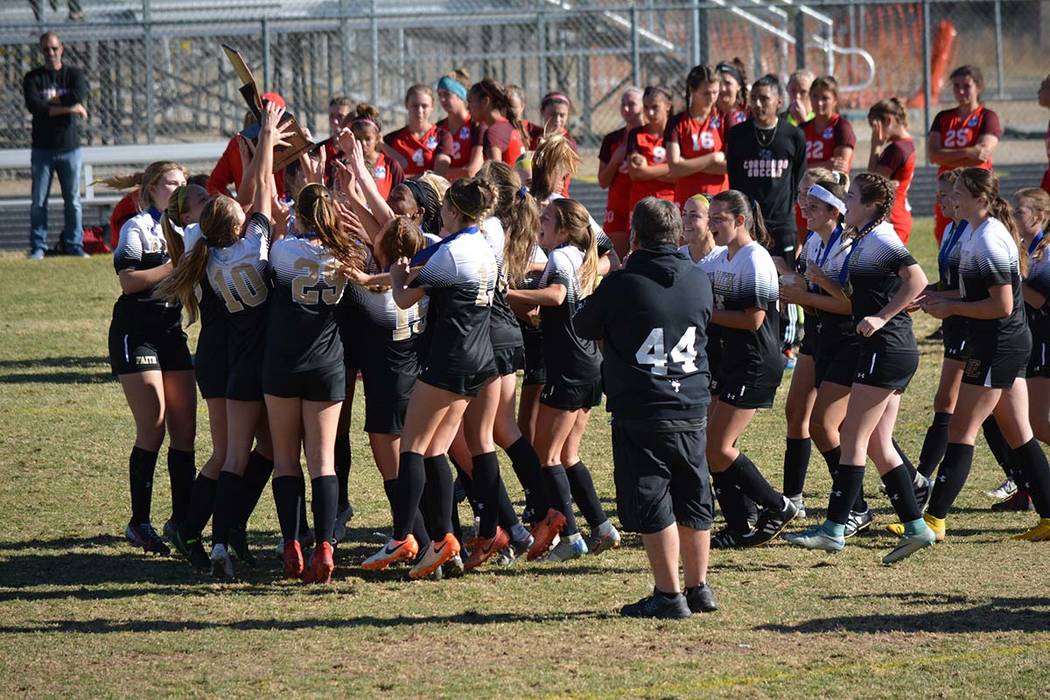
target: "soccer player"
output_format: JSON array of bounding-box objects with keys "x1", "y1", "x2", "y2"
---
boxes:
[
  {"x1": 705, "y1": 190, "x2": 797, "y2": 549},
  {"x1": 927, "y1": 65, "x2": 1002, "y2": 243},
  {"x1": 350, "y1": 104, "x2": 404, "y2": 199},
  {"x1": 666, "y1": 64, "x2": 729, "y2": 205},
  {"x1": 917, "y1": 169, "x2": 1050, "y2": 542},
  {"x1": 715, "y1": 58, "x2": 749, "y2": 127},
  {"x1": 1017, "y1": 188, "x2": 1050, "y2": 447},
  {"x1": 107, "y1": 161, "x2": 194, "y2": 555},
  {"x1": 626, "y1": 85, "x2": 676, "y2": 213},
  {"x1": 434, "y1": 69, "x2": 475, "y2": 181},
  {"x1": 574, "y1": 197, "x2": 718, "y2": 620},
  {"x1": 597, "y1": 87, "x2": 644, "y2": 258},
  {"x1": 787, "y1": 173, "x2": 934, "y2": 564},
  {"x1": 802, "y1": 76, "x2": 856, "y2": 177},
  {"x1": 383, "y1": 85, "x2": 449, "y2": 177},
  {"x1": 466, "y1": 79, "x2": 526, "y2": 168},
  {"x1": 867, "y1": 97, "x2": 916, "y2": 244},
  {"x1": 526, "y1": 92, "x2": 577, "y2": 151}
]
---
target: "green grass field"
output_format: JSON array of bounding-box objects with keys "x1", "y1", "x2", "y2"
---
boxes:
[{"x1": 2, "y1": 219, "x2": 1050, "y2": 698}]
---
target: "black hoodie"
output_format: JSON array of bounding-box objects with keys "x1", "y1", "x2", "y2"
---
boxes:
[{"x1": 573, "y1": 244, "x2": 712, "y2": 420}]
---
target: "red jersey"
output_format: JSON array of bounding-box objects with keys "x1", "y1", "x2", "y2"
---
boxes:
[
  {"x1": 435, "y1": 116, "x2": 475, "y2": 170},
  {"x1": 720, "y1": 108, "x2": 748, "y2": 129},
  {"x1": 480, "y1": 118, "x2": 525, "y2": 166},
  {"x1": 206, "y1": 135, "x2": 285, "y2": 199},
  {"x1": 664, "y1": 109, "x2": 728, "y2": 202},
  {"x1": 929, "y1": 105, "x2": 1002, "y2": 174},
  {"x1": 1042, "y1": 119, "x2": 1050, "y2": 195},
  {"x1": 803, "y1": 113, "x2": 857, "y2": 167},
  {"x1": 598, "y1": 127, "x2": 631, "y2": 234},
  {"x1": 109, "y1": 191, "x2": 139, "y2": 249},
  {"x1": 876, "y1": 138, "x2": 917, "y2": 244},
  {"x1": 625, "y1": 126, "x2": 675, "y2": 212},
  {"x1": 370, "y1": 152, "x2": 405, "y2": 200},
  {"x1": 383, "y1": 124, "x2": 449, "y2": 176}
]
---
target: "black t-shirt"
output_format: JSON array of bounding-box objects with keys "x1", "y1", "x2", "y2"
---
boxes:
[
  {"x1": 481, "y1": 218, "x2": 524, "y2": 350},
  {"x1": 842, "y1": 222, "x2": 918, "y2": 353},
  {"x1": 726, "y1": 118, "x2": 806, "y2": 238},
  {"x1": 537, "y1": 243, "x2": 602, "y2": 386},
  {"x1": 574, "y1": 245, "x2": 711, "y2": 420},
  {"x1": 1026, "y1": 237, "x2": 1050, "y2": 344},
  {"x1": 958, "y1": 218, "x2": 1030, "y2": 352},
  {"x1": 23, "y1": 65, "x2": 88, "y2": 151},
  {"x1": 112, "y1": 210, "x2": 181, "y2": 332}
]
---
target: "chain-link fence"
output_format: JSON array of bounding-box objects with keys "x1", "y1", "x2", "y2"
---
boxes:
[{"x1": 2, "y1": 0, "x2": 1048, "y2": 151}]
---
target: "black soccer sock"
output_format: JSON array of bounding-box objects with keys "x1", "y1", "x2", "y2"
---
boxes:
[
  {"x1": 393, "y1": 452, "x2": 425, "y2": 540},
  {"x1": 128, "y1": 446, "x2": 159, "y2": 525},
  {"x1": 881, "y1": 464, "x2": 922, "y2": 523},
  {"x1": 471, "y1": 451, "x2": 502, "y2": 539},
  {"x1": 506, "y1": 436, "x2": 547, "y2": 520},
  {"x1": 423, "y1": 455, "x2": 455, "y2": 540},
  {"x1": 311, "y1": 475, "x2": 338, "y2": 546},
  {"x1": 541, "y1": 465, "x2": 579, "y2": 536},
  {"x1": 413, "y1": 509, "x2": 432, "y2": 550},
  {"x1": 495, "y1": 476, "x2": 520, "y2": 533},
  {"x1": 240, "y1": 450, "x2": 274, "y2": 528},
  {"x1": 166, "y1": 448, "x2": 195, "y2": 525},
  {"x1": 272, "y1": 475, "x2": 302, "y2": 542},
  {"x1": 297, "y1": 477, "x2": 310, "y2": 536},
  {"x1": 334, "y1": 433, "x2": 352, "y2": 511},
  {"x1": 566, "y1": 460, "x2": 608, "y2": 529},
  {"x1": 782, "y1": 437, "x2": 811, "y2": 498},
  {"x1": 827, "y1": 464, "x2": 865, "y2": 526},
  {"x1": 1012, "y1": 439, "x2": 1050, "y2": 517},
  {"x1": 926, "y1": 443, "x2": 975, "y2": 519},
  {"x1": 918, "y1": 412, "x2": 952, "y2": 478},
  {"x1": 820, "y1": 445, "x2": 841, "y2": 477},
  {"x1": 211, "y1": 471, "x2": 244, "y2": 547},
  {"x1": 451, "y1": 457, "x2": 480, "y2": 516},
  {"x1": 712, "y1": 470, "x2": 750, "y2": 534},
  {"x1": 982, "y1": 416, "x2": 1012, "y2": 479},
  {"x1": 892, "y1": 438, "x2": 916, "y2": 477},
  {"x1": 181, "y1": 473, "x2": 217, "y2": 539},
  {"x1": 727, "y1": 452, "x2": 783, "y2": 511}
]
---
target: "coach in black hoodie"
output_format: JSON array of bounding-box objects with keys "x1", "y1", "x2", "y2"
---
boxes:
[{"x1": 574, "y1": 197, "x2": 717, "y2": 620}]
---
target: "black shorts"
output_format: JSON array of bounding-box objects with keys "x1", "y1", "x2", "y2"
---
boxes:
[
  {"x1": 418, "y1": 367, "x2": 497, "y2": 398},
  {"x1": 263, "y1": 362, "x2": 346, "y2": 402},
  {"x1": 962, "y1": 347, "x2": 1028, "y2": 389},
  {"x1": 1028, "y1": 338, "x2": 1050, "y2": 379},
  {"x1": 362, "y1": 363, "x2": 415, "y2": 435},
  {"x1": 540, "y1": 379, "x2": 603, "y2": 411},
  {"x1": 814, "y1": 330, "x2": 859, "y2": 388},
  {"x1": 337, "y1": 306, "x2": 363, "y2": 372},
  {"x1": 194, "y1": 324, "x2": 227, "y2": 400},
  {"x1": 612, "y1": 418, "x2": 714, "y2": 534},
  {"x1": 494, "y1": 345, "x2": 524, "y2": 377},
  {"x1": 227, "y1": 346, "x2": 265, "y2": 402},
  {"x1": 799, "y1": 325, "x2": 817, "y2": 357},
  {"x1": 852, "y1": 347, "x2": 919, "y2": 392},
  {"x1": 716, "y1": 377, "x2": 779, "y2": 409},
  {"x1": 768, "y1": 224, "x2": 796, "y2": 262},
  {"x1": 942, "y1": 317, "x2": 968, "y2": 360},
  {"x1": 108, "y1": 322, "x2": 193, "y2": 375},
  {"x1": 520, "y1": 326, "x2": 546, "y2": 386}
]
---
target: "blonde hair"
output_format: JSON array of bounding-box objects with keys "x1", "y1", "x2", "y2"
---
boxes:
[
  {"x1": 1016, "y1": 187, "x2": 1050, "y2": 261},
  {"x1": 416, "y1": 171, "x2": 451, "y2": 202},
  {"x1": 478, "y1": 160, "x2": 540, "y2": 288},
  {"x1": 297, "y1": 183, "x2": 366, "y2": 273},
  {"x1": 548, "y1": 198, "x2": 598, "y2": 297},
  {"x1": 686, "y1": 193, "x2": 710, "y2": 210},
  {"x1": 530, "y1": 132, "x2": 580, "y2": 201},
  {"x1": 99, "y1": 161, "x2": 188, "y2": 211},
  {"x1": 160, "y1": 184, "x2": 208, "y2": 267}
]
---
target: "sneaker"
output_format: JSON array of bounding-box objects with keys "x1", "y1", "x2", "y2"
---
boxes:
[
  {"x1": 985, "y1": 478, "x2": 1017, "y2": 500},
  {"x1": 992, "y1": 489, "x2": 1034, "y2": 512},
  {"x1": 586, "y1": 524, "x2": 622, "y2": 555},
  {"x1": 27, "y1": 249, "x2": 45, "y2": 261},
  {"x1": 409, "y1": 533, "x2": 460, "y2": 580},
  {"x1": 363, "y1": 535, "x2": 420, "y2": 572},
  {"x1": 527, "y1": 508, "x2": 567, "y2": 561},
  {"x1": 210, "y1": 543, "x2": 235, "y2": 580},
  {"x1": 740, "y1": 498, "x2": 798, "y2": 547},
  {"x1": 69, "y1": 249, "x2": 90, "y2": 258},
  {"x1": 843, "y1": 509, "x2": 873, "y2": 538},
  {"x1": 784, "y1": 526, "x2": 845, "y2": 552},
  {"x1": 169, "y1": 526, "x2": 190, "y2": 557},
  {"x1": 282, "y1": 539, "x2": 305, "y2": 579},
  {"x1": 620, "y1": 590, "x2": 691, "y2": 619},
  {"x1": 784, "y1": 348, "x2": 797, "y2": 370},
  {"x1": 788, "y1": 494, "x2": 806, "y2": 520},
  {"x1": 913, "y1": 472, "x2": 933, "y2": 512},
  {"x1": 882, "y1": 527, "x2": 936, "y2": 564},
  {"x1": 543, "y1": 535, "x2": 588, "y2": 562},
  {"x1": 510, "y1": 533, "x2": 534, "y2": 559},
  {"x1": 685, "y1": 583, "x2": 719, "y2": 613},
  {"x1": 743, "y1": 497, "x2": 760, "y2": 531},
  {"x1": 162, "y1": 519, "x2": 177, "y2": 542},
  {"x1": 463, "y1": 527, "x2": 510, "y2": 571},
  {"x1": 303, "y1": 541, "x2": 335, "y2": 584},
  {"x1": 125, "y1": 522, "x2": 170, "y2": 555},
  {"x1": 443, "y1": 554, "x2": 465, "y2": 579},
  {"x1": 184, "y1": 534, "x2": 211, "y2": 572},
  {"x1": 711, "y1": 527, "x2": 749, "y2": 550},
  {"x1": 1011, "y1": 517, "x2": 1050, "y2": 541},
  {"x1": 228, "y1": 525, "x2": 256, "y2": 568},
  {"x1": 333, "y1": 503, "x2": 354, "y2": 543},
  {"x1": 885, "y1": 513, "x2": 945, "y2": 542}
]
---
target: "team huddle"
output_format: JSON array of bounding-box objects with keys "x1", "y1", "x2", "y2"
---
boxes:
[{"x1": 103, "y1": 56, "x2": 1050, "y2": 618}]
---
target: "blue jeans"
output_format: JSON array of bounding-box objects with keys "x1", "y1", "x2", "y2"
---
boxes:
[{"x1": 30, "y1": 147, "x2": 83, "y2": 254}]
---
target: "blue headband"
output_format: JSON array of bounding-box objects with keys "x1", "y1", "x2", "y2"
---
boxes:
[{"x1": 437, "y1": 76, "x2": 468, "y2": 101}]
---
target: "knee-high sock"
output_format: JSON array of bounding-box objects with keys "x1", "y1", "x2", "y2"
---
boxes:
[
  {"x1": 541, "y1": 465, "x2": 579, "y2": 536},
  {"x1": 181, "y1": 473, "x2": 217, "y2": 539},
  {"x1": 129, "y1": 446, "x2": 158, "y2": 525},
  {"x1": 505, "y1": 436, "x2": 546, "y2": 520},
  {"x1": 827, "y1": 465, "x2": 865, "y2": 526},
  {"x1": 311, "y1": 475, "x2": 338, "y2": 546},
  {"x1": 782, "y1": 437, "x2": 812, "y2": 498},
  {"x1": 712, "y1": 469, "x2": 750, "y2": 534},
  {"x1": 566, "y1": 460, "x2": 608, "y2": 529},
  {"x1": 272, "y1": 476, "x2": 303, "y2": 542},
  {"x1": 471, "y1": 451, "x2": 502, "y2": 539},
  {"x1": 1012, "y1": 439, "x2": 1050, "y2": 517},
  {"x1": 334, "y1": 433, "x2": 351, "y2": 510},
  {"x1": 727, "y1": 453, "x2": 783, "y2": 511},
  {"x1": 393, "y1": 453, "x2": 425, "y2": 541},
  {"x1": 918, "y1": 412, "x2": 952, "y2": 478},
  {"x1": 926, "y1": 443, "x2": 975, "y2": 519},
  {"x1": 240, "y1": 451, "x2": 273, "y2": 527},
  {"x1": 211, "y1": 471, "x2": 244, "y2": 547},
  {"x1": 422, "y1": 455, "x2": 454, "y2": 540},
  {"x1": 384, "y1": 478, "x2": 430, "y2": 549},
  {"x1": 982, "y1": 416, "x2": 1012, "y2": 479},
  {"x1": 881, "y1": 464, "x2": 922, "y2": 523},
  {"x1": 166, "y1": 448, "x2": 195, "y2": 525}
]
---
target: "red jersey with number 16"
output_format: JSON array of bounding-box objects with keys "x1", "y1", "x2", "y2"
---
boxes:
[
  {"x1": 929, "y1": 105, "x2": 1002, "y2": 175},
  {"x1": 664, "y1": 110, "x2": 728, "y2": 202}
]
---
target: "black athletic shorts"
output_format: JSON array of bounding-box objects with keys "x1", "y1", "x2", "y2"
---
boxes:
[
  {"x1": 1028, "y1": 338, "x2": 1050, "y2": 379},
  {"x1": 852, "y1": 346, "x2": 919, "y2": 392},
  {"x1": 612, "y1": 417, "x2": 714, "y2": 534},
  {"x1": 108, "y1": 322, "x2": 193, "y2": 376},
  {"x1": 540, "y1": 379, "x2": 603, "y2": 411},
  {"x1": 194, "y1": 324, "x2": 227, "y2": 400},
  {"x1": 768, "y1": 224, "x2": 796, "y2": 263},
  {"x1": 418, "y1": 367, "x2": 497, "y2": 398},
  {"x1": 814, "y1": 326, "x2": 859, "y2": 388},
  {"x1": 520, "y1": 325, "x2": 546, "y2": 386},
  {"x1": 494, "y1": 345, "x2": 525, "y2": 378},
  {"x1": 226, "y1": 344, "x2": 265, "y2": 402},
  {"x1": 337, "y1": 304, "x2": 363, "y2": 372},
  {"x1": 716, "y1": 378, "x2": 779, "y2": 410},
  {"x1": 962, "y1": 346, "x2": 1029, "y2": 389},
  {"x1": 361, "y1": 363, "x2": 415, "y2": 435},
  {"x1": 942, "y1": 317, "x2": 968, "y2": 360},
  {"x1": 798, "y1": 312, "x2": 817, "y2": 357},
  {"x1": 263, "y1": 362, "x2": 346, "y2": 402}
]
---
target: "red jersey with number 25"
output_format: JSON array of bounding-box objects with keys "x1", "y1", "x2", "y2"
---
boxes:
[
  {"x1": 665, "y1": 110, "x2": 728, "y2": 202},
  {"x1": 929, "y1": 105, "x2": 1002, "y2": 175}
]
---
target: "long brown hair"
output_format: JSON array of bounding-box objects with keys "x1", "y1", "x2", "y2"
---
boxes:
[
  {"x1": 297, "y1": 183, "x2": 366, "y2": 272},
  {"x1": 867, "y1": 96, "x2": 909, "y2": 129},
  {"x1": 478, "y1": 160, "x2": 539, "y2": 288},
  {"x1": 956, "y1": 167, "x2": 1024, "y2": 273},
  {"x1": 160, "y1": 184, "x2": 207, "y2": 267},
  {"x1": 547, "y1": 198, "x2": 598, "y2": 297},
  {"x1": 1015, "y1": 187, "x2": 1050, "y2": 262},
  {"x1": 445, "y1": 176, "x2": 499, "y2": 225},
  {"x1": 850, "y1": 172, "x2": 897, "y2": 237},
  {"x1": 711, "y1": 190, "x2": 771, "y2": 248},
  {"x1": 99, "y1": 160, "x2": 188, "y2": 211},
  {"x1": 530, "y1": 132, "x2": 579, "y2": 202}
]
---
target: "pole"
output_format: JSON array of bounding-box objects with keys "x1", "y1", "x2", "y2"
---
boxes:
[
  {"x1": 340, "y1": 0, "x2": 352, "y2": 96},
  {"x1": 690, "y1": 0, "x2": 701, "y2": 67},
  {"x1": 630, "y1": 6, "x2": 640, "y2": 86},
  {"x1": 994, "y1": 0, "x2": 1005, "y2": 99},
  {"x1": 921, "y1": 0, "x2": 932, "y2": 146},
  {"x1": 538, "y1": 11, "x2": 548, "y2": 98},
  {"x1": 370, "y1": 0, "x2": 379, "y2": 105},
  {"x1": 262, "y1": 18, "x2": 272, "y2": 91},
  {"x1": 794, "y1": 9, "x2": 806, "y2": 70},
  {"x1": 143, "y1": 0, "x2": 155, "y2": 143}
]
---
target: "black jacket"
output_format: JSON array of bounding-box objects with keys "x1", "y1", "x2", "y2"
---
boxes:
[
  {"x1": 23, "y1": 65, "x2": 88, "y2": 151},
  {"x1": 573, "y1": 244, "x2": 711, "y2": 420}
]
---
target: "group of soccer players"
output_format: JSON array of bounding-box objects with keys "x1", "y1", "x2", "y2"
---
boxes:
[{"x1": 104, "y1": 56, "x2": 1050, "y2": 614}]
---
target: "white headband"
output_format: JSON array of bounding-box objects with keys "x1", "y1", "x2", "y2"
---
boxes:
[{"x1": 808, "y1": 184, "x2": 846, "y2": 214}]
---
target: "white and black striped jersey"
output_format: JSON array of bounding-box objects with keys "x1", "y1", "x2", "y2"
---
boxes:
[
  {"x1": 937, "y1": 219, "x2": 969, "y2": 290},
  {"x1": 800, "y1": 225, "x2": 854, "y2": 338},
  {"x1": 205, "y1": 213, "x2": 271, "y2": 335},
  {"x1": 842, "y1": 221, "x2": 917, "y2": 351},
  {"x1": 1026, "y1": 233, "x2": 1050, "y2": 343},
  {"x1": 265, "y1": 234, "x2": 348, "y2": 371},
  {"x1": 112, "y1": 209, "x2": 180, "y2": 330},
  {"x1": 681, "y1": 243, "x2": 727, "y2": 373},
  {"x1": 958, "y1": 217, "x2": 1029, "y2": 348},
  {"x1": 539, "y1": 243, "x2": 602, "y2": 386},
  {"x1": 481, "y1": 216, "x2": 524, "y2": 350},
  {"x1": 678, "y1": 244, "x2": 726, "y2": 273},
  {"x1": 409, "y1": 226, "x2": 497, "y2": 377},
  {"x1": 709, "y1": 241, "x2": 781, "y2": 383}
]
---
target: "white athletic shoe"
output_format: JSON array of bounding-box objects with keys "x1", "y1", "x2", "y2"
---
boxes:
[
  {"x1": 543, "y1": 534, "x2": 588, "y2": 562},
  {"x1": 985, "y1": 479, "x2": 1017, "y2": 501},
  {"x1": 333, "y1": 503, "x2": 354, "y2": 542},
  {"x1": 882, "y1": 528, "x2": 936, "y2": 565},
  {"x1": 784, "y1": 527, "x2": 845, "y2": 552},
  {"x1": 210, "y1": 543, "x2": 235, "y2": 580}
]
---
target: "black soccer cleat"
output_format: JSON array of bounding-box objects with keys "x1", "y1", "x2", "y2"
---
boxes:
[
  {"x1": 125, "y1": 522, "x2": 170, "y2": 556},
  {"x1": 228, "y1": 525, "x2": 256, "y2": 568},
  {"x1": 740, "y1": 498, "x2": 799, "y2": 547},
  {"x1": 844, "y1": 508, "x2": 874, "y2": 538},
  {"x1": 685, "y1": 583, "x2": 719, "y2": 613},
  {"x1": 620, "y1": 590, "x2": 692, "y2": 619},
  {"x1": 711, "y1": 527, "x2": 750, "y2": 550}
]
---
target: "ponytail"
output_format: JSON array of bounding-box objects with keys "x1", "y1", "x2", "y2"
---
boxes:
[
  {"x1": 477, "y1": 160, "x2": 538, "y2": 288},
  {"x1": 989, "y1": 194, "x2": 1025, "y2": 275},
  {"x1": 156, "y1": 237, "x2": 208, "y2": 325},
  {"x1": 547, "y1": 198, "x2": 597, "y2": 297},
  {"x1": 98, "y1": 160, "x2": 188, "y2": 211},
  {"x1": 711, "y1": 189, "x2": 770, "y2": 249},
  {"x1": 850, "y1": 172, "x2": 896, "y2": 238},
  {"x1": 1016, "y1": 187, "x2": 1050, "y2": 262},
  {"x1": 750, "y1": 199, "x2": 771, "y2": 249},
  {"x1": 297, "y1": 183, "x2": 365, "y2": 273}
]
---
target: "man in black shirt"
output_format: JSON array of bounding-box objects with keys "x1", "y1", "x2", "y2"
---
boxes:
[
  {"x1": 23, "y1": 32, "x2": 89, "y2": 259},
  {"x1": 574, "y1": 197, "x2": 718, "y2": 619}
]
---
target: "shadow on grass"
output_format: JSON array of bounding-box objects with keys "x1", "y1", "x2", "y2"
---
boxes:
[
  {"x1": 0, "y1": 356, "x2": 108, "y2": 370},
  {"x1": 0, "y1": 355, "x2": 113, "y2": 384},
  {"x1": 0, "y1": 371, "x2": 113, "y2": 384}
]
